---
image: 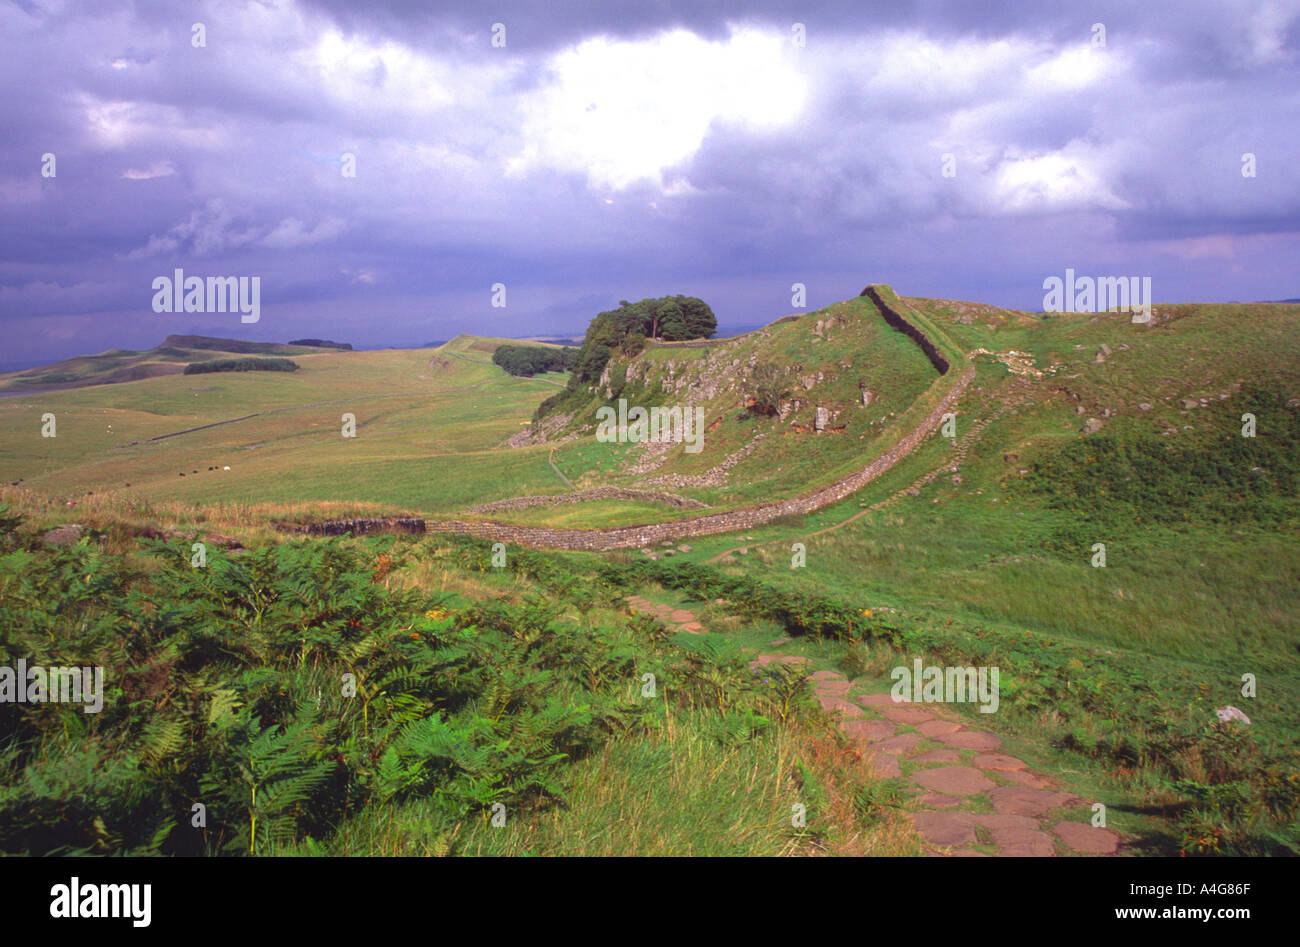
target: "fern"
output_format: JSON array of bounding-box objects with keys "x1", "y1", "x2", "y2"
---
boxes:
[{"x1": 140, "y1": 717, "x2": 186, "y2": 766}]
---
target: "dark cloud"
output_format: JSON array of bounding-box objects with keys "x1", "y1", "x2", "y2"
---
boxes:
[{"x1": 1, "y1": 0, "x2": 1298, "y2": 362}]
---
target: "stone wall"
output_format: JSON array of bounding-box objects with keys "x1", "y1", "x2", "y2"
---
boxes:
[
  {"x1": 420, "y1": 366, "x2": 972, "y2": 550},
  {"x1": 464, "y1": 486, "x2": 708, "y2": 513},
  {"x1": 861, "y1": 285, "x2": 951, "y2": 375},
  {"x1": 288, "y1": 517, "x2": 427, "y2": 537}
]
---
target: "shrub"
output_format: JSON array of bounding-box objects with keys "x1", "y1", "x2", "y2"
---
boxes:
[
  {"x1": 0, "y1": 527, "x2": 807, "y2": 855},
  {"x1": 491, "y1": 345, "x2": 577, "y2": 377},
  {"x1": 183, "y1": 357, "x2": 299, "y2": 375},
  {"x1": 1020, "y1": 378, "x2": 1300, "y2": 532},
  {"x1": 747, "y1": 362, "x2": 789, "y2": 417}
]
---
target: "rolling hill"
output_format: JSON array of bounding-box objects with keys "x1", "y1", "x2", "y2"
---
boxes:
[
  {"x1": 0, "y1": 335, "x2": 347, "y2": 393},
  {"x1": 2, "y1": 287, "x2": 1297, "y2": 536}
]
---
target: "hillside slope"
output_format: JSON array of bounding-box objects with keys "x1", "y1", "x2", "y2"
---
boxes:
[{"x1": 525, "y1": 287, "x2": 952, "y2": 517}]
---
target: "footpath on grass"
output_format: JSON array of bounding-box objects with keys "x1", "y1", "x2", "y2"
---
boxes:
[{"x1": 627, "y1": 591, "x2": 1122, "y2": 858}]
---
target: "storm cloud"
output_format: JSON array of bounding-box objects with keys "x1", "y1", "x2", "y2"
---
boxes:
[{"x1": 2, "y1": 0, "x2": 1298, "y2": 363}]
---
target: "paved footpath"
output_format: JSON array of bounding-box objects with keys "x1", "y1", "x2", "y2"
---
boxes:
[{"x1": 626, "y1": 592, "x2": 1121, "y2": 857}]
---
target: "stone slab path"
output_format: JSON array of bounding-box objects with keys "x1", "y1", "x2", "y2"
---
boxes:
[
  {"x1": 798, "y1": 666, "x2": 1121, "y2": 857},
  {"x1": 626, "y1": 592, "x2": 1120, "y2": 857}
]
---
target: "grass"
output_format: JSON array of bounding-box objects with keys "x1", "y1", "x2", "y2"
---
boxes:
[
  {"x1": 431, "y1": 707, "x2": 808, "y2": 857},
  {"x1": 0, "y1": 345, "x2": 567, "y2": 513},
  {"x1": 470, "y1": 499, "x2": 700, "y2": 528}
]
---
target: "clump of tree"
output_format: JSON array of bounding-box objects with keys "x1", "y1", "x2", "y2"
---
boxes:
[
  {"x1": 183, "y1": 357, "x2": 300, "y2": 375},
  {"x1": 288, "y1": 338, "x2": 352, "y2": 350},
  {"x1": 569, "y1": 295, "x2": 717, "y2": 384},
  {"x1": 531, "y1": 295, "x2": 718, "y2": 424},
  {"x1": 491, "y1": 345, "x2": 578, "y2": 377}
]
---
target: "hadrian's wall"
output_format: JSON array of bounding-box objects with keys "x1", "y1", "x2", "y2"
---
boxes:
[
  {"x1": 862, "y1": 285, "x2": 951, "y2": 375},
  {"x1": 418, "y1": 368, "x2": 971, "y2": 550},
  {"x1": 283, "y1": 288, "x2": 971, "y2": 550},
  {"x1": 464, "y1": 486, "x2": 709, "y2": 513}
]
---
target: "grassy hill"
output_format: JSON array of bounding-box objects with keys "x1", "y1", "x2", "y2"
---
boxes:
[
  {"x1": 538, "y1": 293, "x2": 943, "y2": 509},
  {"x1": 0, "y1": 340, "x2": 567, "y2": 516}
]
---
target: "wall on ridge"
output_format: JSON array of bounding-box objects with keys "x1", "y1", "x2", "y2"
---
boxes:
[{"x1": 861, "y1": 285, "x2": 950, "y2": 375}]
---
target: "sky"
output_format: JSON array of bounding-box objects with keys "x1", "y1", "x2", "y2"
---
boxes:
[{"x1": 2, "y1": 0, "x2": 1299, "y2": 365}]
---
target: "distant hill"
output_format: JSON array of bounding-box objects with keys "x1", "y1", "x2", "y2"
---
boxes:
[
  {"x1": 0, "y1": 337, "x2": 342, "y2": 392},
  {"x1": 422, "y1": 336, "x2": 580, "y2": 348},
  {"x1": 163, "y1": 335, "x2": 315, "y2": 355},
  {"x1": 518, "y1": 335, "x2": 584, "y2": 347}
]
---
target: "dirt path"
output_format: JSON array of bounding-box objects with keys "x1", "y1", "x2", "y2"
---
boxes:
[
  {"x1": 548, "y1": 447, "x2": 576, "y2": 490},
  {"x1": 625, "y1": 592, "x2": 1120, "y2": 857}
]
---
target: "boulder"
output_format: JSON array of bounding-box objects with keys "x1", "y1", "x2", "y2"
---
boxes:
[
  {"x1": 42, "y1": 524, "x2": 84, "y2": 546},
  {"x1": 1215, "y1": 706, "x2": 1251, "y2": 725}
]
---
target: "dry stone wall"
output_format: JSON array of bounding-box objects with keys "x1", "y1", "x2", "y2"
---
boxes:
[{"x1": 862, "y1": 285, "x2": 951, "y2": 375}]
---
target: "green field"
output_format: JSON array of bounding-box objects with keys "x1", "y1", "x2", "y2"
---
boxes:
[{"x1": 0, "y1": 338, "x2": 571, "y2": 516}]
